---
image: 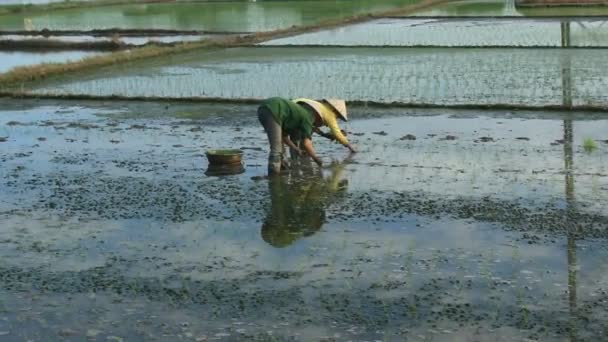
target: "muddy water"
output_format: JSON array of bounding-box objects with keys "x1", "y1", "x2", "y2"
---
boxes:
[
  {"x1": 0, "y1": 50, "x2": 100, "y2": 73},
  {"x1": 265, "y1": 18, "x2": 608, "y2": 47},
  {"x1": 411, "y1": 0, "x2": 608, "y2": 16},
  {"x1": 0, "y1": 99, "x2": 607, "y2": 341},
  {"x1": 0, "y1": 0, "x2": 420, "y2": 32},
  {"x1": 31, "y1": 47, "x2": 608, "y2": 107}
]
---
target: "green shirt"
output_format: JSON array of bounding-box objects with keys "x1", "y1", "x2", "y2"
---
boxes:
[{"x1": 261, "y1": 97, "x2": 314, "y2": 139}]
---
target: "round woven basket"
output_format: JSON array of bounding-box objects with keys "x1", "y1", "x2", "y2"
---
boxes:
[{"x1": 206, "y1": 149, "x2": 243, "y2": 166}]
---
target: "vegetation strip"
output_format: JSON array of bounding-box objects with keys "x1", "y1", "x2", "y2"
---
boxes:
[
  {"x1": 2, "y1": 94, "x2": 606, "y2": 113},
  {"x1": 0, "y1": 0, "x2": 450, "y2": 89}
]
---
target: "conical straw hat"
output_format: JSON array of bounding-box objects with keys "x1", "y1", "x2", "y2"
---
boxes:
[
  {"x1": 322, "y1": 99, "x2": 348, "y2": 121},
  {"x1": 294, "y1": 99, "x2": 326, "y2": 125}
]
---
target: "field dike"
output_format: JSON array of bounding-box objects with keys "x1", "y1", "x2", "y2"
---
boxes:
[
  {"x1": 2, "y1": 93, "x2": 607, "y2": 112},
  {"x1": 0, "y1": 39, "x2": 128, "y2": 52}
]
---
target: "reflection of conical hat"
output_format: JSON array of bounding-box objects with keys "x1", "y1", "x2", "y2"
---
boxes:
[
  {"x1": 294, "y1": 99, "x2": 326, "y2": 125},
  {"x1": 322, "y1": 99, "x2": 348, "y2": 122}
]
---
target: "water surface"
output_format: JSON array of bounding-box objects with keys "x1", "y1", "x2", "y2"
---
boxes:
[
  {"x1": 265, "y1": 18, "x2": 608, "y2": 47},
  {"x1": 30, "y1": 47, "x2": 608, "y2": 107},
  {"x1": 0, "y1": 34, "x2": 215, "y2": 45},
  {"x1": 0, "y1": 100, "x2": 607, "y2": 340},
  {"x1": 0, "y1": 50, "x2": 100, "y2": 73}
]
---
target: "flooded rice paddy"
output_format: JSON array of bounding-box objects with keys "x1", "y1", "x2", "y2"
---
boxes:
[
  {"x1": 0, "y1": 99, "x2": 607, "y2": 341},
  {"x1": 0, "y1": 50, "x2": 100, "y2": 73},
  {"x1": 264, "y1": 18, "x2": 608, "y2": 47},
  {"x1": 2, "y1": 0, "x2": 608, "y2": 341},
  {"x1": 0, "y1": 0, "x2": 420, "y2": 32},
  {"x1": 30, "y1": 46, "x2": 608, "y2": 107}
]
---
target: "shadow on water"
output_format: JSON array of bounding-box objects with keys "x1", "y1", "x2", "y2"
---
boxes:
[{"x1": 262, "y1": 157, "x2": 350, "y2": 248}]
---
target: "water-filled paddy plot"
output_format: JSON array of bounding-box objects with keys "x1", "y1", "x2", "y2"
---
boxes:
[
  {"x1": 29, "y1": 46, "x2": 608, "y2": 107},
  {"x1": 0, "y1": 34, "x2": 212, "y2": 46},
  {"x1": 264, "y1": 18, "x2": 608, "y2": 47},
  {"x1": 0, "y1": 50, "x2": 100, "y2": 73}
]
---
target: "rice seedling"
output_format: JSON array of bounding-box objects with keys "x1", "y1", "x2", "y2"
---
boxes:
[{"x1": 583, "y1": 138, "x2": 597, "y2": 153}]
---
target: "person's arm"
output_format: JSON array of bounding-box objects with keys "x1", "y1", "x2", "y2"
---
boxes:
[
  {"x1": 313, "y1": 127, "x2": 335, "y2": 141},
  {"x1": 325, "y1": 116, "x2": 358, "y2": 153},
  {"x1": 302, "y1": 138, "x2": 322, "y2": 166},
  {"x1": 282, "y1": 134, "x2": 303, "y2": 156}
]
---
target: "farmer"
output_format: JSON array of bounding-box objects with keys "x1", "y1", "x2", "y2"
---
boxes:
[
  {"x1": 258, "y1": 97, "x2": 324, "y2": 174},
  {"x1": 293, "y1": 98, "x2": 357, "y2": 154}
]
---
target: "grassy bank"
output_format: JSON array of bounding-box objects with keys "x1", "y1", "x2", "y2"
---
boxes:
[{"x1": 0, "y1": 0, "x2": 448, "y2": 90}]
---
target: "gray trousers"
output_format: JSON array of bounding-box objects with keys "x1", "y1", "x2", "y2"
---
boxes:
[{"x1": 258, "y1": 105, "x2": 283, "y2": 174}]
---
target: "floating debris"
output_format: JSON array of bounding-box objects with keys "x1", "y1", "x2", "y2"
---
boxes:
[
  {"x1": 128, "y1": 124, "x2": 146, "y2": 130},
  {"x1": 476, "y1": 136, "x2": 495, "y2": 143}
]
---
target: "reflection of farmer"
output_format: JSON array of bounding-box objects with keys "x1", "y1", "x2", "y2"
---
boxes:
[
  {"x1": 261, "y1": 158, "x2": 350, "y2": 248},
  {"x1": 258, "y1": 97, "x2": 324, "y2": 175}
]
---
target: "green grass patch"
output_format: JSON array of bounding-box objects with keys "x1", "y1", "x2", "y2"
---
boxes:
[{"x1": 583, "y1": 138, "x2": 598, "y2": 152}]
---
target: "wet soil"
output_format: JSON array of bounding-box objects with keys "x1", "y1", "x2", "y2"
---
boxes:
[{"x1": 0, "y1": 99, "x2": 607, "y2": 341}]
